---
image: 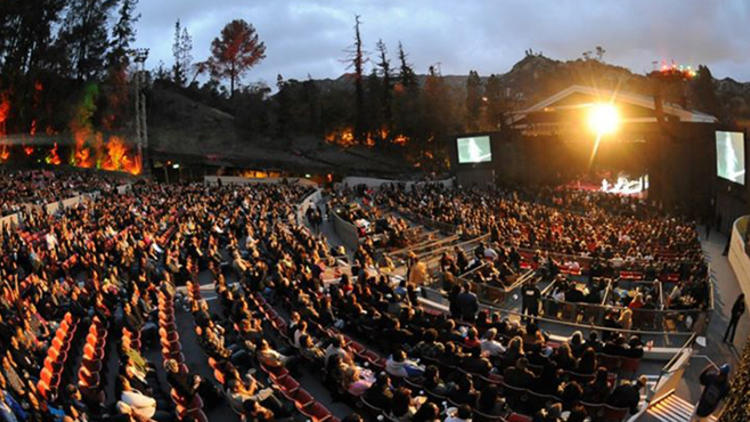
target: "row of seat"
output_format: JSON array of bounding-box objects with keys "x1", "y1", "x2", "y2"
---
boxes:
[
  {"x1": 157, "y1": 287, "x2": 208, "y2": 422},
  {"x1": 251, "y1": 293, "x2": 341, "y2": 422},
  {"x1": 76, "y1": 317, "x2": 108, "y2": 402},
  {"x1": 37, "y1": 312, "x2": 77, "y2": 401}
]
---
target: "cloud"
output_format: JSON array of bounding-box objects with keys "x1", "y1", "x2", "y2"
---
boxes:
[{"x1": 133, "y1": 0, "x2": 750, "y2": 86}]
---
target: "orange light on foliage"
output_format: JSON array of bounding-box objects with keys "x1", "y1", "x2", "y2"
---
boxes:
[
  {"x1": 30, "y1": 120, "x2": 37, "y2": 136},
  {"x1": 24, "y1": 146, "x2": 34, "y2": 156},
  {"x1": 99, "y1": 136, "x2": 142, "y2": 175},
  {"x1": 0, "y1": 144, "x2": 9, "y2": 162},
  {"x1": 325, "y1": 125, "x2": 408, "y2": 147},
  {"x1": 392, "y1": 134, "x2": 408, "y2": 145},
  {"x1": 45, "y1": 143, "x2": 61, "y2": 165}
]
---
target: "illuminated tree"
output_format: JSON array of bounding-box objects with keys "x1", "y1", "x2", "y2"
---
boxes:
[{"x1": 202, "y1": 19, "x2": 266, "y2": 97}]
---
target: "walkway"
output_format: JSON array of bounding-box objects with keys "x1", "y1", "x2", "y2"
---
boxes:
[{"x1": 639, "y1": 228, "x2": 748, "y2": 421}]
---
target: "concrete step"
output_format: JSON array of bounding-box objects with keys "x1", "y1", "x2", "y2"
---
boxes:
[{"x1": 646, "y1": 394, "x2": 717, "y2": 422}]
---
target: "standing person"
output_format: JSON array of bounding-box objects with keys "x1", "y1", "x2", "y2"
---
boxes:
[
  {"x1": 456, "y1": 282, "x2": 479, "y2": 323},
  {"x1": 692, "y1": 364, "x2": 731, "y2": 421},
  {"x1": 521, "y1": 280, "x2": 541, "y2": 322},
  {"x1": 723, "y1": 294, "x2": 745, "y2": 344}
]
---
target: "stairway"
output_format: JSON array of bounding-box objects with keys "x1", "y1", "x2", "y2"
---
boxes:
[{"x1": 646, "y1": 394, "x2": 718, "y2": 422}]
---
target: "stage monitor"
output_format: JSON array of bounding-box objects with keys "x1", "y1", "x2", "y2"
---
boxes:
[
  {"x1": 457, "y1": 135, "x2": 492, "y2": 164},
  {"x1": 715, "y1": 131, "x2": 745, "y2": 185}
]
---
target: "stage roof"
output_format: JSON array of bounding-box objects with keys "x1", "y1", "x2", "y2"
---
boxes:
[{"x1": 511, "y1": 85, "x2": 718, "y2": 128}]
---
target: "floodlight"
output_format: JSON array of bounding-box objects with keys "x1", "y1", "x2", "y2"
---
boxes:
[{"x1": 588, "y1": 103, "x2": 619, "y2": 135}]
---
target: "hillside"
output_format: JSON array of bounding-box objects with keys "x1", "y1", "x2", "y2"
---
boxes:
[
  {"x1": 147, "y1": 86, "x2": 415, "y2": 175},
  {"x1": 145, "y1": 53, "x2": 750, "y2": 175}
]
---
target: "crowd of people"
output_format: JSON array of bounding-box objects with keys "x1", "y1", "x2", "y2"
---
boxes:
[
  {"x1": 366, "y1": 183, "x2": 711, "y2": 312},
  {"x1": 0, "y1": 169, "x2": 121, "y2": 216},
  {"x1": 0, "y1": 169, "x2": 723, "y2": 422}
]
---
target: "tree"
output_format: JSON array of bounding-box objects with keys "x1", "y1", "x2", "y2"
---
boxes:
[
  {"x1": 465, "y1": 70, "x2": 483, "y2": 131},
  {"x1": 484, "y1": 74, "x2": 506, "y2": 130},
  {"x1": 393, "y1": 41, "x2": 419, "y2": 150},
  {"x1": 691, "y1": 65, "x2": 721, "y2": 119},
  {"x1": 343, "y1": 15, "x2": 367, "y2": 140},
  {"x1": 172, "y1": 19, "x2": 193, "y2": 86},
  {"x1": 595, "y1": 45, "x2": 606, "y2": 62},
  {"x1": 60, "y1": 0, "x2": 119, "y2": 81},
  {"x1": 107, "y1": 0, "x2": 139, "y2": 70},
  {"x1": 375, "y1": 39, "x2": 393, "y2": 130},
  {"x1": 202, "y1": 19, "x2": 266, "y2": 97},
  {"x1": 397, "y1": 42, "x2": 417, "y2": 90}
]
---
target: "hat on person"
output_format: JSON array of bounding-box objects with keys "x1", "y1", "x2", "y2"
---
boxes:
[{"x1": 720, "y1": 364, "x2": 730, "y2": 375}]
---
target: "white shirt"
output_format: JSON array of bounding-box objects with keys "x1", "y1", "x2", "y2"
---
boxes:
[
  {"x1": 121, "y1": 390, "x2": 156, "y2": 419},
  {"x1": 481, "y1": 339, "x2": 506, "y2": 356}
]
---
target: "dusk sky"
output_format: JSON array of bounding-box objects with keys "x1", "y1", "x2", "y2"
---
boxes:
[{"x1": 134, "y1": 0, "x2": 750, "y2": 87}]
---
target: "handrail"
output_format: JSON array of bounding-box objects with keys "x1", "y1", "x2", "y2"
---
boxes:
[
  {"x1": 387, "y1": 234, "x2": 460, "y2": 258},
  {"x1": 421, "y1": 285, "x2": 694, "y2": 338}
]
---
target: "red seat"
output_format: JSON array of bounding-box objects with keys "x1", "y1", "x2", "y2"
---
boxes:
[
  {"x1": 292, "y1": 388, "x2": 315, "y2": 409},
  {"x1": 602, "y1": 405, "x2": 628, "y2": 422},
  {"x1": 261, "y1": 363, "x2": 289, "y2": 381},
  {"x1": 619, "y1": 357, "x2": 640, "y2": 375},
  {"x1": 299, "y1": 401, "x2": 333, "y2": 422},
  {"x1": 348, "y1": 341, "x2": 365, "y2": 354},
  {"x1": 599, "y1": 354, "x2": 621, "y2": 372},
  {"x1": 275, "y1": 375, "x2": 301, "y2": 399},
  {"x1": 507, "y1": 413, "x2": 532, "y2": 422}
]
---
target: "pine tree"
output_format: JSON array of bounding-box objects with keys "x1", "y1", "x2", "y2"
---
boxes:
[
  {"x1": 465, "y1": 70, "x2": 483, "y2": 131},
  {"x1": 172, "y1": 19, "x2": 193, "y2": 86},
  {"x1": 484, "y1": 74, "x2": 506, "y2": 130},
  {"x1": 343, "y1": 15, "x2": 367, "y2": 140},
  {"x1": 375, "y1": 39, "x2": 392, "y2": 131},
  {"x1": 397, "y1": 42, "x2": 417, "y2": 91},
  {"x1": 107, "y1": 0, "x2": 139, "y2": 71},
  {"x1": 60, "y1": 0, "x2": 119, "y2": 81},
  {"x1": 691, "y1": 65, "x2": 721, "y2": 119}
]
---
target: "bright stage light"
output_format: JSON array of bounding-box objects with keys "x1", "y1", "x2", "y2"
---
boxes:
[{"x1": 587, "y1": 103, "x2": 619, "y2": 135}]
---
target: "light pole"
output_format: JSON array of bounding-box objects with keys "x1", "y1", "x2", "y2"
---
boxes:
[{"x1": 132, "y1": 48, "x2": 149, "y2": 175}]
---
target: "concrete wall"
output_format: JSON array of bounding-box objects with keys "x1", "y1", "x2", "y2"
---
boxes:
[
  {"x1": 44, "y1": 191, "x2": 99, "y2": 215},
  {"x1": 729, "y1": 215, "x2": 750, "y2": 311},
  {"x1": 204, "y1": 176, "x2": 318, "y2": 187},
  {"x1": 331, "y1": 208, "x2": 360, "y2": 251},
  {"x1": 341, "y1": 176, "x2": 454, "y2": 190},
  {"x1": 0, "y1": 213, "x2": 21, "y2": 230},
  {"x1": 296, "y1": 189, "x2": 322, "y2": 226}
]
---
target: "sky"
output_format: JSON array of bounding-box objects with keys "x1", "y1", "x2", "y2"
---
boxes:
[{"x1": 134, "y1": 0, "x2": 750, "y2": 88}]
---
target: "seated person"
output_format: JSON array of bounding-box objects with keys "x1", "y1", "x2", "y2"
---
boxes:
[
  {"x1": 444, "y1": 404, "x2": 473, "y2": 422},
  {"x1": 390, "y1": 386, "x2": 420, "y2": 421},
  {"x1": 385, "y1": 349, "x2": 424, "y2": 378},
  {"x1": 480, "y1": 328, "x2": 506, "y2": 357},
  {"x1": 363, "y1": 373, "x2": 393, "y2": 412},
  {"x1": 460, "y1": 347, "x2": 492, "y2": 376},
  {"x1": 576, "y1": 347, "x2": 598, "y2": 374},
  {"x1": 583, "y1": 367, "x2": 613, "y2": 403},
  {"x1": 448, "y1": 373, "x2": 479, "y2": 406},
  {"x1": 607, "y1": 376, "x2": 647, "y2": 414},
  {"x1": 118, "y1": 376, "x2": 172, "y2": 422},
  {"x1": 410, "y1": 329, "x2": 445, "y2": 359},
  {"x1": 533, "y1": 402, "x2": 563, "y2": 422},
  {"x1": 557, "y1": 380, "x2": 583, "y2": 410},
  {"x1": 298, "y1": 334, "x2": 325, "y2": 364},
  {"x1": 421, "y1": 365, "x2": 451, "y2": 396},
  {"x1": 256, "y1": 339, "x2": 299, "y2": 372},
  {"x1": 226, "y1": 377, "x2": 290, "y2": 419},
  {"x1": 164, "y1": 359, "x2": 220, "y2": 405},
  {"x1": 475, "y1": 384, "x2": 505, "y2": 416},
  {"x1": 337, "y1": 358, "x2": 375, "y2": 396},
  {"x1": 503, "y1": 357, "x2": 535, "y2": 389}
]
